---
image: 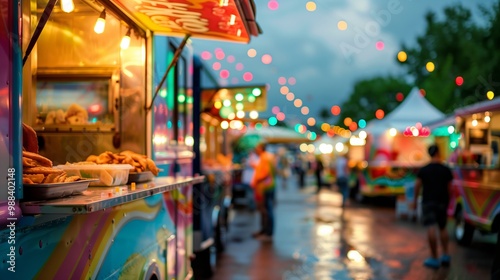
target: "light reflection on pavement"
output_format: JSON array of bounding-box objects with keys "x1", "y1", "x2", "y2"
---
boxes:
[{"x1": 213, "y1": 178, "x2": 495, "y2": 280}]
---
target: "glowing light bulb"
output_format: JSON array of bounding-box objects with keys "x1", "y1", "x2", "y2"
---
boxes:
[
  {"x1": 120, "y1": 29, "x2": 131, "y2": 50},
  {"x1": 61, "y1": 0, "x2": 74, "y2": 13},
  {"x1": 94, "y1": 10, "x2": 106, "y2": 34}
]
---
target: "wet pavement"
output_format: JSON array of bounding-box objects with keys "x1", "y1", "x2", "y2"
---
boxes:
[{"x1": 213, "y1": 177, "x2": 496, "y2": 280}]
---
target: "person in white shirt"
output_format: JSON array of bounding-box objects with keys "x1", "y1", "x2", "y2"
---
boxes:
[{"x1": 336, "y1": 154, "x2": 350, "y2": 206}]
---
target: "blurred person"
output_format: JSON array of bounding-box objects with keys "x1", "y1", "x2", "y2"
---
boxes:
[
  {"x1": 241, "y1": 151, "x2": 259, "y2": 210},
  {"x1": 251, "y1": 143, "x2": 276, "y2": 242},
  {"x1": 277, "y1": 152, "x2": 291, "y2": 189},
  {"x1": 336, "y1": 153, "x2": 350, "y2": 207},
  {"x1": 314, "y1": 155, "x2": 324, "y2": 193},
  {"x1": 412, "y1": 144, "x2": 453, "y2": 269},
  {"x1": 294, "y1": 153, "x2": 306, "y2": 189}
]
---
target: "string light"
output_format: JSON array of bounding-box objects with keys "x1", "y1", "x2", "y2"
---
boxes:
[
  {"x1": 61, "y1": 0, "x2": 74, "y2": 13},
  {"x1": 120, "y1": 28, "x2": 131, "y2": 50},
  {"x1": 94, "y1": 10, "x2": 106, "y2": 34}
]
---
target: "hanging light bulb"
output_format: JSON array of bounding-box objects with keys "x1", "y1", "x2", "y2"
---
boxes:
[
  {"x1": 120, "y1": 28, "x2": 131, "y2": 50},
  {"x1": 61, "y1": 0, "x2": 74, "y2": 13},
  {"x1": 94, "y1": 10, "x2": 106, "y2": 34}
]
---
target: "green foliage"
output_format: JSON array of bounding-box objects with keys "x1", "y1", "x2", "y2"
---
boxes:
[
  {"x1": 335, "y1": 76, "x2": 412, "y2": 126},
  {"x1": 337, "y1": 0, "x2": 500, "y2": 124}
]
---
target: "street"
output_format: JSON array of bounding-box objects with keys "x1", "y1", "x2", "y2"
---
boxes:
[{"x1": 213, "y1": 177, "x2": 496, "y2": 280}]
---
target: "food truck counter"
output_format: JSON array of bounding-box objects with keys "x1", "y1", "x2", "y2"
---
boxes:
[
  {"x1": 452, "y1": 165, "x2": 500, "y2": 190},
  {"x1": 21, "y1": 176, "x2": 205, "y2": 215}
]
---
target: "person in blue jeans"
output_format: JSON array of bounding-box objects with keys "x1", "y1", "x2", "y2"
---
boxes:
[{"x1": 413, "y1": 145, "x2": 453, "y2": 269}]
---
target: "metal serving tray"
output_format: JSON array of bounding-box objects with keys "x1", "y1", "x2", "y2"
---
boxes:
[
  {"x1": 23, "y1": 179, "x2": 98, "y2": 200},
  {"x1": 127, "y1": 171, "x2": 154, "y2": 184}
]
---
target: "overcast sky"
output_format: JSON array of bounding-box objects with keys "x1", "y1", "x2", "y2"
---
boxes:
[{"x1": 191, "y1": 0, "x2": 486, "y2": 125}]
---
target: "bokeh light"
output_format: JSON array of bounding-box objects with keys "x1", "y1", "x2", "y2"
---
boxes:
[
  {"x1": 221, "y1": 121, "x2": 229, "y2": 129},
  {"x1": 280, "y1": 86, "x2": 289, "y2": 95},
  {"x1": 321, "y1": 123, "x2": 330, "y2": 132},
  {"x1": 235, "y1": 103, "x2": 244, "y2": 111},
  {"x1": 397, "y1": 51, "x2": 407, "y2": 62},
  {"x1": 278, "y1": 77, "x2": 287, "y2": 85},
  {"x1": 288, "y1": 77, "x2": 296, "y2": 85},
  {"x1": 247, "y1": 48, "x2": 257, "y2": 58},
  {"x1": 272, "y1": 106, "x2": 280, "y2": 114},
  {"x1": 231, "y1": 77, "x2": 239, "y2": 84},
  {"x1": 358, "y1": 119, "x2": 366, "y2": 128},
  {"x1": 223, "y1": 100, "x2": 231, "y2": 107},
  {"x1": 337, "y1": 20, "x2": 348, "y2": 31},
  {"x1": 286, "y1": 92, "x2": 295, "y2": 101},
  {"x1": 268, "y1": 0, "x2": 279, "y2": 10},
  {"x1": 455, "y1": 76, "x2": 464, "y2": 86},
  {"x1": 306, "y1": 1, "x2": 316, "y2": 11},
  {"x1": 396, "y1": 92, "x2": 404, "y2": 102},
  {"x1": 375, "y1": 109, "x2": 385, "y2": 119},
  {"x1": 420, "y1": 88, "x2": 426, "y2": 96},
  {"x1": 249, "y1": 110, "x2": 259, "y2": 119},
  {"x1": 214, "y1": 101, "x2": 222, "y2": 109},
  {"x1": 426, "y1": 62, "x2": 435, "y2": 72},
  {"x1": 243, "y1": 72, "x2": 253, "y2": 82},
  {"x1": 235, "y1": 63, "x2": 244, "y2": 71},
  {"x1": 349, "y1": 122, "x2": 358, "y2": 131},
  {"x1": 261, "y1": 54, "x2": 273, "y2": 64},
  {"x1": 344, "y1": 117, "x2": 352, "y2": 126},
  {"x1": 375, "y1": 41, "x2": 384, "y2": 51},
  {"x1": 201, "y1": 51, "x2": 212, "y2": 60},
  {"x1": 215, "y1": 50, "x2": 225, "y2": 60},
  {"x1": 212, "y1": 62, "x2": 221, "y2": 71},
  {"x1": 487, "y1": 90, "x2": 495, "y2": 100},
  {"x1": 307, "y1": 117, "x2": 316, "y2": 126},
  {"x1": 277, "y1": 112, "x2": 285, "y2": 121},
  {"x1": 301, "y1": 106, "x2": 309, "y2": 115},
  {"x1": 220, "y1": 69, "x2": 230, "y2": 79},
  {"x1": 235, "y1": 93, "x2": 244, "y2": 101},
  {"x1": 294, "y1": 99, "x2": 302, "y2": 107},
  {"x1": 331, "y1": 105, "x2": 341, "y2": 116},
  {"x1": 236, "y1": 111, "x2": 245, "y2": 119},
  {"x1": 268, "y1": 116, "x2": 278, "y2": 126},
  {"x1": 227, "y1": 55, "x2": 235, "y2": 63}
]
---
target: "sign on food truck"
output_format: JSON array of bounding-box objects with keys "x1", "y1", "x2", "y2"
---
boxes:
[{"x1": 114, "y1": 0, "x2": 251, "y2": 42}]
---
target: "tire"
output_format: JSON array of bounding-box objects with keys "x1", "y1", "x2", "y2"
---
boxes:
[{"x1": 454, "y1": 207, "x2": 475, "y2": 246}]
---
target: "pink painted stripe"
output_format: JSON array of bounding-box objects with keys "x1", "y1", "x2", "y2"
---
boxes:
[
  {"x1": 482, "y1": 192, "x2": 500, "y2": 218},
  {"x1": 53, "y1": 211, "x2": 108, "y2": 279},
  {"x1": 72, "y1": 211, "x2": 113, "y2": 277}
]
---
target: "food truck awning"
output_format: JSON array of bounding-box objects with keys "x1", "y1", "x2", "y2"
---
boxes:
[
  {"x1": 107, "y1": 0, "x2": 261, "y2": 43},
  {"x1": 202, "y1": 84, "x2": 267, "y2": 112},
  {"x1": 454, "y1": 97, "x2": 500, "y2": 117}
]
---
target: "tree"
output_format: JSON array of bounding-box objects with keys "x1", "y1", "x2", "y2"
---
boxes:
[
  {"x1": 400, "y1": 4, "x2": 490, "y2": 111},
  {"x1": 336, "y1": 76, "x2": 412, "y2": 126}
]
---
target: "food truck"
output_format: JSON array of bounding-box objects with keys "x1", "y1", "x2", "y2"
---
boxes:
[
  {"x1": 0, "y1": 0, "x2": 260, "y2": 279},
  {"x1": 357, "y1": 88, "x2": 445, "y2": 199},
  {"x1": 447, "y1": 98, "x2": 500, "y2": 245}
]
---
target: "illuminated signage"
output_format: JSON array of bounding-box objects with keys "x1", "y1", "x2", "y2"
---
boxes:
[{"x1": 113, "y1": 0, "x2": 250, "y2": 42}]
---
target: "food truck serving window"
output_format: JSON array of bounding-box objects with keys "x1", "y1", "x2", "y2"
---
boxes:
[{"x1": 36, "y1": 78, "x2": 114, "y2": 126}]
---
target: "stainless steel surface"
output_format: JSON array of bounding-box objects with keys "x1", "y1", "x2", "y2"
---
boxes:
[
  {"x1": 22, "y1": 179, "x2": 98, "y2": 200},
  {"x1": 127, "y1": 171, "x2": 154, "y2": 184},
  {"x1": 21, "y1": 176, "x2": 205, "y2": 214}
]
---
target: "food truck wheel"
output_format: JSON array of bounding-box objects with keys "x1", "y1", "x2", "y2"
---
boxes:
[{"x1": 454, "y1": 208, "x2": 475, "y2": 246}]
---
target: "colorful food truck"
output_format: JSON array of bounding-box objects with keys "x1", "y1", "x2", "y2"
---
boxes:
[
  {"x1": 0, "y1": 0, "x2": 260, "y2": 279},
  {"x1": 448, "y1": 98, "x2": 500, "y2": 245}
]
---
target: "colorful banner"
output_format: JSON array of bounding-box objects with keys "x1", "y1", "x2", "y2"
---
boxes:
[{"x1": 113, "y1": 0, "x2": 251, "y2": 42}]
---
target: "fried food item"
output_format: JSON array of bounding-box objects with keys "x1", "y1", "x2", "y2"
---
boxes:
[
  {"x1": 65, "y1": 103, "x2": 88, "y2": 123},
  {"x1": 23, "y1": 177, "x2": 34, "y2": 184},
  {"x1": 22, "y1": 123, "x2": 39, "y2": 153},
  {"x1": 86, "y1": 155, "x2": 98, "y2": 162},
  {"x1": 23, "y1": 157, "x2": 39, "y2": 168},
  {"x1": 44, "y1": 173, "x2": 62, "y2": 183},
  {"x1": 24, "y1": 166, "x2": 64, "y2": 175},
  {"x1": 64, "y1": 176, "x2": 80, "y2": 183},
  {"x1": 24, "y1": 174, "x2": 45, "y2": 184},
  {"x1": 146, "y1": 158, "x2": 160, "y2": 176},
  {"x1": 22, "y1": 151, "x2": 52, "y2": 167},
  {"x1": 96, "y1": 153, "x2": 112, "y2": 164}
]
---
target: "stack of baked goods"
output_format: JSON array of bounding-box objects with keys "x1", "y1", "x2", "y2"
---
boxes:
[
  {"x1": 22, "y1": 123, "x2": 83, "y2": 185},
  {"x1": 23, "y1": 151, "x2": 81, "y2": 184},
  {"x1": 81, "y1": 151, "x2": 160, "y2": 176}
]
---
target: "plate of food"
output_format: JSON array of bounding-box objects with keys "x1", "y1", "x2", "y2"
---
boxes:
[{"x1": 22, "y1": 179, "x2": 98, "y2": 200}]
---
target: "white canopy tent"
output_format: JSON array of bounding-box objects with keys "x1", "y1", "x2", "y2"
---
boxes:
[{"x1": 364, "y1": 87, "x2": 445, "y2": 135}]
